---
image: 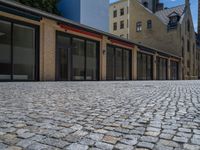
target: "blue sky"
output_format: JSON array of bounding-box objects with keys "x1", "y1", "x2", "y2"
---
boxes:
[{"x1": 110, "y1": 0, "x2": 198, "y2": 31}]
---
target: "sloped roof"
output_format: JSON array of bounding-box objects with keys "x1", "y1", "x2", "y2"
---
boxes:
[{"x1": 155, "y1": 4, "x2": 185, "y2": 25}]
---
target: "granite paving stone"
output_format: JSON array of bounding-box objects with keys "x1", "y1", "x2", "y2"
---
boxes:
[{"x1": 0, "y1": 81, "x2": 200, "y2": 149}]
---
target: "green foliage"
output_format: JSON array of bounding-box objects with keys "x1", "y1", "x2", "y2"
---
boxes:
[{"x1": 14, "y1": 0, "x2": 60, "y2": 15}]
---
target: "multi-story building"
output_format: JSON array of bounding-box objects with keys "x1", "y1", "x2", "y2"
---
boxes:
[
  {"x1": 57, "y1": 0, "x2": 109, "y2": 32},
  {"x1": 110, "y1": 0, "x2": 197, "y2": 80},
  {"x1": 109, "y1": 0, "x2": 129, "y2": 39},
  {"x1": 0, "y1": 0, "x2": 181, "y2": 81}
]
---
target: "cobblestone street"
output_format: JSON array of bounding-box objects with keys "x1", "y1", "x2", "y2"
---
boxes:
[{"x1": 0, "y1": 81, "x2": 200, "y2": 150}]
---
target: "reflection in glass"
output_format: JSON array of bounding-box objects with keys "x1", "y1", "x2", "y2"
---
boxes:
[
  {"x1": 13, "y1": 24, "x2": 35, "y2": 80},
  {"x1": 72, "y1": 38, "x2": 85, "y2": 80},
  {"x1": 115, "y1": 48, "x2": 123, "y2": 80},
  {"x1": 123, "y1": 50, "x2": 130, "y2": 80},
  {"x1": 0, "y1": 20, "x2": 11, "y2": 80},
  {"x1": 57, "y1": 34, "x2": 71, "y2": 80},
  {"x1": 86, "y1": 41, "x2": 97, "y2": 80},
  {"x1": 106, "y1": 46, "x2": 115, "y2": 80}
]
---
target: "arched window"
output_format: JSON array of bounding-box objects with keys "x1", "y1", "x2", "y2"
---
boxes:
[
  {"x1": 147, "y1": 20, "x2": 152, "y2": 29},
  {"x1": 136, "y1": 22, "x2": 142, "y2": 32}
]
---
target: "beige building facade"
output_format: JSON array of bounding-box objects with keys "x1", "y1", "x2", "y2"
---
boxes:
[
  {"x1": 110, "y1": 0, "x2": 197, "y2": 80},
  {"x1": 0, "y1": 0, "x2": 181, "y2": 81}
]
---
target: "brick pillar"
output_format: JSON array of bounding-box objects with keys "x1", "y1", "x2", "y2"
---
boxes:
[
  {"x1": 167, "y1": 58, "x2": 171, "y2": 80},
  {"x1": 40, "y1": 18, "x2": 56, "y2": 81},
  {"x1": 101, "y1": 36, "x2": 107, "y2": 81},
  {"x1": 179, "y1": 59, "x2": 183, "y2": 80},
  {"x1": 153, "y1": 53, "x2": 157, "y2": 80},
  {"x1": 132, "y1": 46, "x2": 138, "y2": 80}
]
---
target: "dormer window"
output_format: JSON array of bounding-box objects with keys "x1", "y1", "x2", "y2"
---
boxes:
[
  {"x1": 143, "y1": 2, "x2": 148, "y2": 8},
  {"x1": 167, "y1": 12, "x2": 180, "y2": 30}
]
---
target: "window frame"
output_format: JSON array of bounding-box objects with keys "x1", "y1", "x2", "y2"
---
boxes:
[
  {"x1": 120, "y1": 8, "x2": 124, "y2": 16},
  {"x1": 0, "y1": 16, "x2": 39, "y2": 82},
  {"x1": 56, "y1": 31, "x2": 100, "y2": 81},
  {"x1": 136, "y1": 21, "x2": 142, "y2": 32}
]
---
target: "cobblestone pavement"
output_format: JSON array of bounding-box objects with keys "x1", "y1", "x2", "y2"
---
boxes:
[{"x1": 0, "y1": 81, "x2": 200, "y2": 150}]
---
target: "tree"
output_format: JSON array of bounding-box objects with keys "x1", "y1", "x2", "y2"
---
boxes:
[{"x1": 14, "y1": 0, "x2": 60, "y2": 15}]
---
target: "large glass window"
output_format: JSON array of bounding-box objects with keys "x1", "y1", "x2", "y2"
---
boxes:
[
  {"x1": 0, "y1": 20, "x2": 11, "y2": 80},
  {"x1": 106, "y1": 45, "x2": 131, "y2": 80},
  {"x1": 137, "y1": 52, "x2": 153, "y2": 80},
  {"x1": 157, "y1": 57, "x2": 167, "y2": 80},
  {"x1": 0, "y1": 19, "x2": 38, "y2": 81},
  {"x1": 57, "y1": 34, "x2": 71, "y2": 81},
  {"x1": 56, "y1": 32, "x2": 99, "y2": 81},
  {"x1": 86, "y1": 41, "x2": 97, "y2": 80},
  {"x1": 123, "y1": 50, "x2": 131, "y2": 80},
  {"x1": 72, "y1": 38, "x2": 85, "y2": 80},
  {"x1": 171, "y1": 61, "x2": 179, "y2": 80},
  {"x1": 13, "y1": 24, "x2": 35, "y2": 80},
  {"x1": 106, "y1": 46, "x2": 115, "y2": 80},
  {"x1": 115, "y1": 48, "x2": 123, "y2": 80}
]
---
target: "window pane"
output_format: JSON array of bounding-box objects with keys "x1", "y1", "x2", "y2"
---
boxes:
[
  {"x1": 106, "y1": 46, "x2": 115, "y2": 80},
  {"x1": 72, "y1": 38, "x2": 85, "y2": 80},
  {"x1": 115, "y1": 48, "x2": 123, "y2": 80},
  {"x1": 147, "y1": 55, "x2": 152, "y2": 80},
  {"x1": 137, "y1": 52, "x2": 142, "y2": 80},
  {"x1": 123, "y1": 50, "x2": 130, "y2": 80},
  {"x1": 86, "y1": 41, "x2": 97, "y2": 80},
  {"x1": 0, "y1": 20, "x2": 11, "y2": 80},
  {"x1": 13, "y1": 24, "x2": 35, "y2": 80},
  {"x1": 57, "y1": 34, "x2": 71, "y2": 81}
]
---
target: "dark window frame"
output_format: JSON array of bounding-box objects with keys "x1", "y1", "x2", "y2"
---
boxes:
[
  {"x1": 136, "y1": 21, "x2": 142, "y2": 32},
  {"x1": 147, "y1": 20, "x2": 152, "y2": 29},
  {"x1": 113, "y1": 10, "x2": 117, "y2": 18},
  {"x1": 0, "y1": 16, "x2": 39, "y2": 82},
  {"x1": 56, "y1": 31, "x2": 100, "y2": 81},
  {"x1": 106, "y1": 44, "x2": 132, "y2": 81},
  {"x1": 137, "y1": 52, "x2": 153, "y2": 80},
  {"x1": 120, "y1": 20, "x2": 124, "y2": 29},
  {"x1": 113, "y1": 22, "x2": 117, "y2": 31},
  {"x1": 120, "y1": 8, "x2": 124, "y2": 16}
]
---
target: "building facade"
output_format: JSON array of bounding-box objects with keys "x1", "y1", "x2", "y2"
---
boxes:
[
  {"x1": 57, "y1": 0, "x2": 109, "y2": 32},
  {"x1": 0, "y1": 0, "x2": 181, "y2": 82},
  {"x1": 110, "y1": 0, "x2": 197, "y2": 80}
]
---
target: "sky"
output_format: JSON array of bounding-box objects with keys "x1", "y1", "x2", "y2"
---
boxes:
[{"x1": 110, "y1": 0, "x2": 198, "y2": 32}]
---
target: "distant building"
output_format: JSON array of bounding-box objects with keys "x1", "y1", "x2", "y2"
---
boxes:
[
  {"x1": 109, "y1": 0, "x2": 162, "y2": 39},
  {"x1": 110, "y1": 0, "x2": 197, "y2": 80},
  {"x1": 57, "y1": 0, "x2": 109, "y2": 32}
]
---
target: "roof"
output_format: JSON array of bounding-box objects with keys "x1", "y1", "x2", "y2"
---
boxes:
[
  {"x1": 0, "y1": 0, "x2": 181, "y2": 59},
  {"x1": 155, "y1": 5, "x2": 185, "y2": 25}
]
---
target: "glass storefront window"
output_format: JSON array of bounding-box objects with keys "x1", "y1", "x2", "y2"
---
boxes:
[
  {"x1": 106, "y1": 45, "x2": 131, "y2": 80},
  {"x1": 0, "y1": 19, "x2": 38, "y2": 81},
  {"x1": 137, "y1": 52, "x2": 153, "y2": 80},
  {"x1": 115, "y1": 48, "x2": 123, "y2": 80},
  {"x1": 72, "y1": 38, "x2": 85, "y2": 80},
  {"x1": 106, "y1": 46, "x2": 115, "y2": 80},
  {"x1": 56, "y1": 32, "x2": 99, "y2": 81},
  {"x1": 0, "y1": 20, "x2": 11, "y2": 80},
  {"x1": 171, "y1": 61, "x2": 179, "y2": 80},
  {"x1": 57, "y1": 34, "x2": 71, "y2": 80},
  {"x1": 86, "y1": 41, "x2": 97, "y2": 80},
  {"x1": 13, "y1": 24, "x2": 35, "y2": 80},
  {"x1": 123, "y1": 50, "x2": 131, "y2": 80},
  {"x1": 157, "y1": 57, "x2": 167, "y2": 80}
]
